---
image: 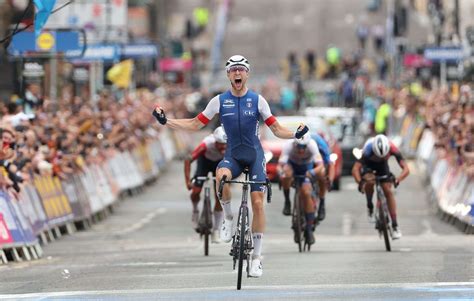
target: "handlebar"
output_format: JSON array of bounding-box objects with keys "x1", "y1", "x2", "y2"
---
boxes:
[
  {"x1": 365, "y1": 170, "x2": 398, "y2": 188},
  {"x1": 218, "y1": 175, "x2": 272, "y2": 203}
]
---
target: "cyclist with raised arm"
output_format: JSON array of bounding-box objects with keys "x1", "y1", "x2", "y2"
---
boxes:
[
  {"x1": 152, "y1": 55, "x2": 308, "y2": 278},
  {"x1": 184, "y1": 127, "x2": 227, "y2": 242},
  {"x1": 351, "y1": 134, "x2": 410, "y2": 239},
  {"x1": 278, "y1": 134, "x2": 324, "y2": 245}
]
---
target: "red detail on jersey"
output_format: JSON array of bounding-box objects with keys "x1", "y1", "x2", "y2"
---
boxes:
[
  {"x1": 389, "y1": 142, "x2": 399, "y2": 155},
  {"x1": 265, "y1": 116, "x2": 277, "y2": 126},
  {"x1": 197, "y1": 113, "x2": 210, "y2": 125},
  {"x1": 191, "y1": 143, "x2": 207, "y2": 161}
]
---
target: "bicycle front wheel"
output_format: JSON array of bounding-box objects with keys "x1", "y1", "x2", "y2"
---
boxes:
[
  {"x1": 293, "y1": 188, "x2": 303, "y2": 253},
  {"x1": 204, "y1": 188, "x2": 211, "y2": 256},
  {"x1": 237, "y1": 206, "x2": 248, "y2": 290},
  {"x1": 379, "y1": 202, "x2": 391, "y2": 252}
]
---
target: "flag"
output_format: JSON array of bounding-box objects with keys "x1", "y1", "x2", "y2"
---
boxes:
[
  {"x1": 107, "y1": 60, "x2": 133, "y2": 89},
  {"x1": 33, "y1": 0, "x2": 57, "y2": 36}
]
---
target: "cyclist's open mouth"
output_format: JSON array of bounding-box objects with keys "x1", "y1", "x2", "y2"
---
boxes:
[{"x1": 234, "y1": 78, "x2": 242, "y2": 88}]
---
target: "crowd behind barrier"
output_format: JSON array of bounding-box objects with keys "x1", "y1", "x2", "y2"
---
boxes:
[
  {"x1": 389, "y1": 86, "x2": 474, "y2": 233},
  {"x1": 0, "y1": 86, "x2": 193, "y2": 264},
  {"x1": 0, "y1": 127, "x2": 189, "y2": 264}
]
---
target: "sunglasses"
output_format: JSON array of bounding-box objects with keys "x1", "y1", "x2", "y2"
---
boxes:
[{"x1": 227, "y1": 66, "x2": 248, "y2": 73}]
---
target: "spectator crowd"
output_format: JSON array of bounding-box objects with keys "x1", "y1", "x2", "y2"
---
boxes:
[
  {"x1": 421, "y1": 84, "x2": 474, "y2": 177},
  {"x1": 0, "y1": 86, "x2": 183, "y2": 197}
]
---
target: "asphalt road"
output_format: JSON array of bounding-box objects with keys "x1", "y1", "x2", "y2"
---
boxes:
[{"x1": 0, "y1": 152, "x2": 473, "y2": 300}]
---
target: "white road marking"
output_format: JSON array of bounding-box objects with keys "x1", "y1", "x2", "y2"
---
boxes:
[
  {"x1": 1, "y1": 282, "x2": 473, "y2": 299},
  {"x1": 115, "y1": 208, "x2": 167, "y2": 235},
  {"x1": 342, "y1": 213, "x2": 352, "y2": 236}
]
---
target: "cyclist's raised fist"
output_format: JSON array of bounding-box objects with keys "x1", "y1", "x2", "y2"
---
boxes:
[
  {"x1": 294, "y1": 124, "x2": 309, "y2": 139},
  {"x1": 152, "y1": 106, "x2": 167, "y2": 125}
]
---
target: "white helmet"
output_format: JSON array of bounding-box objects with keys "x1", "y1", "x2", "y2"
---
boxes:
[
  {"x1": 225, "y1": 55, "x2": 250, "y2": 72},
  {"x1": 294, "y1": 134, "x2": 311, "y2": 147},
  {"x1": 372, "y1": 134, "x2": 390, "y2": 158},
  {"x1": 213, "y1": 126, "x2": 227, "y2": 143}
]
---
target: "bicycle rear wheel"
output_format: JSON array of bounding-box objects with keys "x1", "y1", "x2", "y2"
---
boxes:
[
  {"x1": 293, "y1": 188, "x2": 303, "y2": 253},
  {"x1": 237, "y1": 206, "x2": 248, "y2": 290},
  {"x1": 379, "y1": 202, "x2": 391, "y2": 252}
]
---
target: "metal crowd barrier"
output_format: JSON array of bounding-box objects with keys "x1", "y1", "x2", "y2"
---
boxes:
[
  {"x1": 416, "y1": 129, "x2": 474, "y2": 234},
  {"x1": 0, "y1": 129, "x2": 191, "y2": 264}
]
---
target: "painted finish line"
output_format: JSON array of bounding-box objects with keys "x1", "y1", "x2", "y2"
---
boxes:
[{"x1": 0, "y1": 282, "x2": 473, "y2": 300}]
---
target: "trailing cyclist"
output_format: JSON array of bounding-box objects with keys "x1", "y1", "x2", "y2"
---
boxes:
[
  {"x1": 184, "y1": 126, "x2": 227, "y2": 242},
  {"x1": 351, "y1": 134, "x2": 410, "y2": 239},
  {"x1": 278, "y1": 134, "x2": 324, "y2": 246},
  {"x1": 311, "y1": 132, "x2": 336, "y2": 222},
  {"x1": 153, "y1": 55, "x2": 308, "y2": 278}
]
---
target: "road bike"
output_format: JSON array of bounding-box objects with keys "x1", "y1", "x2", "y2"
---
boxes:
[
  {"x1": 291, "y1": 175, "x2": 318, "y2": 252},
  {"x1": 352, "y1": 148, "x2": 397, "y2": 252},
  {"x1": 372, "y1": 173, "x2": 397, "y2": 252},
  {"x1": 218, "y1": 168, "x2": 271, "y2": 290}
]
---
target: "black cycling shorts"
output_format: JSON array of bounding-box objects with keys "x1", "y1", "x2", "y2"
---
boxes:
[
  {"x1": 193, "y1": 156, "x2": 219, "y2": 187},
  {"x1": 360, "y1": 161, "x2": 393, "y2": 182}
]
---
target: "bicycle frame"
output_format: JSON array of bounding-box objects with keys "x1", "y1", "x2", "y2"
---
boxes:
[{"x1": 218, "y1": 171, "x2": 271, "y2": 290}]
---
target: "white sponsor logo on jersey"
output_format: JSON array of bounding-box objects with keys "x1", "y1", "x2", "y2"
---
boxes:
[{"x1": 244, "y1": 110, "x2": 255, "y2": 116}]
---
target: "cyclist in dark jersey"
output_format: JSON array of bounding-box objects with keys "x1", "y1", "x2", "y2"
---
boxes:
[
  {"x1": 153, "y1": 55, "x2": 308, "y2": 278},
  {"x1": 352, "y1": 134, "x2": 410, "y2": 239}
]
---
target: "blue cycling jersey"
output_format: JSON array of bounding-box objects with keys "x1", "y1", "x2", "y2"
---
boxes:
[
  {"x1": 198, "y1": 89, "x2": 276, "y2": 191},
  {"x1": 199, "y1": 90, "x2": 275, "y2": 152},
  {"x1": 220, "y1": 90, "x2": 261, "y2": 152},
  {"x1": 311, "y1": 134, "x2": 331, "y2": 165}
]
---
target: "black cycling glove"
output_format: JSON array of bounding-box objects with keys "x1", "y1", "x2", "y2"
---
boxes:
[
  {"x1": 294, "y1": 124, "x2": 309, "y2": 139},
  {"x1": 152, "y1": 107, "x2": 167, "y2": 125}
]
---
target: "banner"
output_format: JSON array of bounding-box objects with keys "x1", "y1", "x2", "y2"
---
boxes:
[
  {"x1": 80, "y1": 167, "x2": 104, "y2": 214},
  {"x1": 133, "y1": 143, "x2": 155, "y2": 180},
  {"x1": 33, "y1": 175, "x2": 73, "y2": 226},
  {"x1": 8, "y1": 193, "x2": 37, "y2": 244},
  {"x1": 0, "y1": 213, "x2": 13, "y2": 245},
  {"x1": 18, "y1": 185, "x2": 47, "y2": 235}
]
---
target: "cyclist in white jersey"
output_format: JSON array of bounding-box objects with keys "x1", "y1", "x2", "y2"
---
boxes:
[{"x1": 278, "y1": 134, "x2": 324, "y2": 245}]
